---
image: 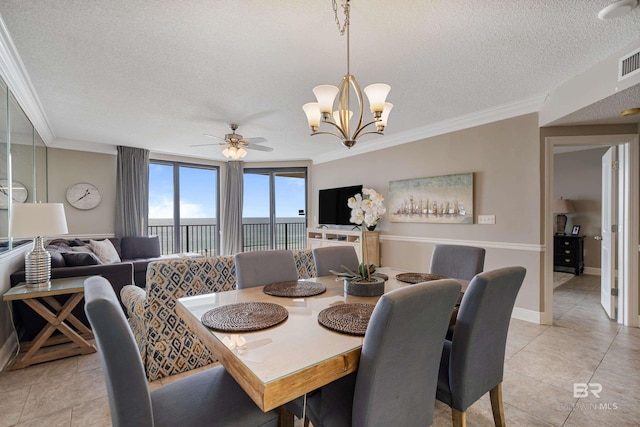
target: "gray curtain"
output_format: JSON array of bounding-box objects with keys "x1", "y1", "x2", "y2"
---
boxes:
[
  {"x1": 115, "y1": 146, "x2": 150, "y2": 237},
  {"x1": 222, "y1": 160, "x2": 244, "y2": 255}
]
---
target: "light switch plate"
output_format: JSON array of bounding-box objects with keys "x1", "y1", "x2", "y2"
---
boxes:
[{"x1": 478, "y1": 214, "x2": 496, "y2": 225}]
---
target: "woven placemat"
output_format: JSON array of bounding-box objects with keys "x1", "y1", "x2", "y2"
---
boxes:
[
  {"x1": 395, "y1": 272, "x2": 448, "y2": 284},
  {"x1": 201, "y1": 302, "x2": 288, "y2": 332},
  {"x1": 317, "y1": 303, "x2": 375, "y2": 336},
  {"x1": 263, "y1": 280, "x2": 326, "y2": 298}
]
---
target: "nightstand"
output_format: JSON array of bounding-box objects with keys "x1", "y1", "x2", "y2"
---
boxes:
[{"x1": 554, "y1": 235, "x2": 585, "y2": 275}]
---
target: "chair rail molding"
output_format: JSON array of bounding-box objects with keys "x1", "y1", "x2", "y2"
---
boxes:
[{"x1": 380, "y1": 234, "x2": 544, "y2": 252}]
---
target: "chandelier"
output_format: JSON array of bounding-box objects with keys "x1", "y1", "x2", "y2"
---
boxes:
[{"x1": 302, "y1": 0, "x2": 393, "y2": 149}]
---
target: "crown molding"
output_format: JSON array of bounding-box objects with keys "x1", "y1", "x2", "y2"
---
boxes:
[
  {"x1": 0, "y1": 15, "x2": 55, "y2": 144},
  {"x1": 49, "y1": 138, "x2": 118, "y2": 155},
  {"x1": 312, "y1": 93, "x2": 548, "y2": 165}
]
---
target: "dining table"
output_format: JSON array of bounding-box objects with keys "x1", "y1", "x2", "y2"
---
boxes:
[{"x1": 175, "y1": 267, "x2": 468, "y2": 422}]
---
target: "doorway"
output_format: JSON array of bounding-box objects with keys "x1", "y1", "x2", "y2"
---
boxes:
[{"x1": 544, "y1": 134, "x2": 639, "y2": 326}]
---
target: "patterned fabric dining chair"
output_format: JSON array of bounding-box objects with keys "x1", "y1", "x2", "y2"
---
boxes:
[
  {"x1": 84, "y1": 276, "x2": 278, "y2": 427},
  {"x1": 429, "y1": 244, "x2": 486, "y2": 281},
  {"x1": 312, "y1": 246, "x2": 360, "y2": 276},
  {"x1": 235, "y1": 250, "x2": 298, "y2": 289},
  {"x1": 287, "y1": 279, "x2": 462, "y2": 427},
  {"x1": 293, "y1": 249, "x2": 317, "y2": 279},
  {"x1": 437, "y1": 266, "x2": 526, "y2": 427}
]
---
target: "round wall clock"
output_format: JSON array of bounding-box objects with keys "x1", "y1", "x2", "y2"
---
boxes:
[
  {"x1": 0, "y1": 179, "x2": 28, "y2": 209},
  {"x1": 66, "y1": 182, "x2": 102, "y2": 210}
]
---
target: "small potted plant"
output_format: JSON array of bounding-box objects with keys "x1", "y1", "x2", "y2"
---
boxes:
[{"x1": 330, "y1": 263, "x2": 385, "y2": 297}]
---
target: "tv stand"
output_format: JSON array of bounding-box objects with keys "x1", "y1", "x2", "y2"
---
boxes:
[{"x1": 307, "y1": 228, "x2": 380, "y2": 266}]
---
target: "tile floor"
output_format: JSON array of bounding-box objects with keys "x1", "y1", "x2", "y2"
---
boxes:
[{"x1": 1, "y1": 274, "x2": 638, "y2": 426}]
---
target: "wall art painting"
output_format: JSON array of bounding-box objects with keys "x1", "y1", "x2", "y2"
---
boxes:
[{"x1": 389, "y1": 173, "x2": 473, "y2": 224}]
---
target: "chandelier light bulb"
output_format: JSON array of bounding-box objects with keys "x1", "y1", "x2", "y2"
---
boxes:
[
  {"x1": 364, "y1": 83, "x2": 391, "y2": 116},
  {"x1": 303, "y1": 102, "x2": 321, "y2": 130},
  {"x1": 377, "y1": 102, "x2": 393, "y2": 131},
  {"x1": 313, "y1": 85, "x2": 340, "y2": 114},
  {"x1": 333, "y1": 109, "x2": 354, "y2": 125}
]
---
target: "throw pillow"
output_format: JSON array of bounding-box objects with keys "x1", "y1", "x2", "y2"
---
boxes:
[
  {"x1": 45, "y1": 246, "x2": 66, "y2": 268},
  {"x1": 89, "y1": 239, "x2": 122, "y2": 264},
  {"x1": 121, "y1": 236, "x2": 161, "y2": 259},
  {"x1": 61, "y1": 252, "x2": 102, "y2": 266},
  {"x1": 70, "y1": 246, "x2": 94, "y2": 254}
]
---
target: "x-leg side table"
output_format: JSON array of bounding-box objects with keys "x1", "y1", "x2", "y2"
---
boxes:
[{"x1": 2, "y1": 276, "x2": 96, "y2": 370}]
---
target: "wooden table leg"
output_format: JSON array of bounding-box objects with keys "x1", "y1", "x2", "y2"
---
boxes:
[{"x1": 11, "y1": 292, "x2": 95, "y2": 370}]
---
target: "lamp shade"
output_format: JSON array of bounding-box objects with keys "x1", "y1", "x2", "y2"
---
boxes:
[
  {"x1": 364, "y1": 83, "x2": 391, "y2": 113},
  {"x1": 313, "y1": 85, "x2": 339, "y2": 114},
  {"x1": 553, "y1": 198, "x2": 575, "y2": 214},
  {"x1": 10, "y1": 203, "x2": 69, "y2": 238}
]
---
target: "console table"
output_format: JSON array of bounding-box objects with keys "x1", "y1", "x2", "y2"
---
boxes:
[
  {"x1": 307, "y1": 228, "x2": 380, "y2": 265},
  {"x1": 3, "y1": 276, "x2": 96, "y2": 369},
  {"x1": 553, "y1": 235, "x2": 584, "y2": 275}
]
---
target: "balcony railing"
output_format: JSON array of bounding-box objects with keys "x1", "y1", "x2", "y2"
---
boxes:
[{"x1": 148, "y1": 221, "x2": 306, "y2": 255}]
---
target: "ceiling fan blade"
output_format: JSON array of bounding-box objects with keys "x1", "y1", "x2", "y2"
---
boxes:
[
  {"x1": 203, "y1": 133, "x2": 225, "y2": 141},
  {"x1": 190, "y1": 142, "x2": 225, "y2": 147},
  {"x1": 247, "y1": 144, "x2": 274, "y2": 152},
  {"x1": 243, "y1": 137, "x2": 267, "y2": 144}
]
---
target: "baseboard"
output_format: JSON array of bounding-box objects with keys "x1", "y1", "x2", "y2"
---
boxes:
[
  {"x1": 0, "y1": 331, "x2": 18, "y2": 372},
  {"x1": 512, "y1": 307, "x2": 544, "y2": 324}
]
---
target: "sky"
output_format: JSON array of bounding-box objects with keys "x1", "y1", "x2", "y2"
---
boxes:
[{"x1": 148, "y1": 163, "x2": 306, "y2": 219}]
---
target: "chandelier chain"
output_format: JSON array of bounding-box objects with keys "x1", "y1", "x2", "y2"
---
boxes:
[{"x1": 332, "y1": 0, "x2": 350, "y2": 36}]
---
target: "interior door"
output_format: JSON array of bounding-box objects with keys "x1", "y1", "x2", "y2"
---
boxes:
[{"x1": 601, "y1": 146, "x2": 617, "y2": 319}]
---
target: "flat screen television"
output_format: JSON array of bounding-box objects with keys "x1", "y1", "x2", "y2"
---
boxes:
[{"x1": 318, "y1": 185, "x2": 363, "y2": 226}]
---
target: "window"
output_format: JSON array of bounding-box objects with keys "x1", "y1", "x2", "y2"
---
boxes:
[
  {"x1": 243, "y1": 168, "x2": 307, "y2": 251},
  {"x1": 148, "y1": 161, "x2": 219, "y2": 255}
]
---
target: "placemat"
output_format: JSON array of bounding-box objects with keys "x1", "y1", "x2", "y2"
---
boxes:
[
  {"x1": 395, "y1": 272, "x2": 448, "y2": 284},
  {"x1": 201, "y1": 302, "x2": 288, "y2": 332},
  {"x1": 317, "y1": 303, "x2": 375, "y2": 336},
  {"x1": 263, "y1": 280, "x2": 326, "y2": 297}
]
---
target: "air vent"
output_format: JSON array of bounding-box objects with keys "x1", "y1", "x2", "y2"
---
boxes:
[{"x1": 619, "y1": 48, "x2": 640, "y2": 81}]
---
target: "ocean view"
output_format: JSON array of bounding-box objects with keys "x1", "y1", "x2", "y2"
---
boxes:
[{"x1": 148, "y1": 217, "x2": 307, "y2": 255}]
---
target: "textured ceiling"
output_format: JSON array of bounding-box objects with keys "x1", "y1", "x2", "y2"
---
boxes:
[{"x1": 0, "y1": 0, "x2": 638, "y2": 162}]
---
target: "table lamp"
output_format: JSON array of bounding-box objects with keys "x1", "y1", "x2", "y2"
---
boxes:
[
  {"x1": 553, "y1": 198, "x2": 574, "y2": 235},
  {"x1": 10, "y1": 203, "x2": 69, "y2": 288}
]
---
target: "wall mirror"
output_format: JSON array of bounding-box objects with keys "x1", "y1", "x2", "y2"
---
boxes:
[{"x1": 0, "y1": 75, "x2": 47, "y2": 254}]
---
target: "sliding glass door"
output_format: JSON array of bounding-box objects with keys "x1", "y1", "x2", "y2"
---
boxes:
[
  {"x1": 149, "y1": 161, "x2": 219, "y2": 255},
  {"x1": 243, "y1": 168, "x2": 307, "y2": 251}
]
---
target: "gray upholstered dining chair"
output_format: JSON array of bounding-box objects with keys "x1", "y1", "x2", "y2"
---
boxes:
[
  {"x1": 429, "y1": 244, "x2": 486, "y2": 281},
  {"x1": 288, "y1": 279, "x2": 462, "y2": 427},
  {"x1": 312, "y1": 246, "x2": 360, "y2": 276},
  {"x1": 436, "y1": 266, "x2": 526, "y2": 427},
  {"x1": 84, "y1": 276, "x2": 279, "y2": 427},
  {"x1": 235, "y1": 250, "x2": 298, "y2": 289}
]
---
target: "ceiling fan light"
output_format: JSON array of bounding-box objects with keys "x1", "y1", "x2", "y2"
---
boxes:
[
  {"x1": 222, "y1": 147, "x2": 233, "y2": 158},
  {"x1": 364, "y1": 83, "x2": 391, "y2": 115},
  {"x1": 313, "y1": 85, "x2": 339, "y2": 114}
]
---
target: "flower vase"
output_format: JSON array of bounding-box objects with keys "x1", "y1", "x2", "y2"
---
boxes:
[{"x1": 344, "y1": 276, "x2": 385, "y2": 297}]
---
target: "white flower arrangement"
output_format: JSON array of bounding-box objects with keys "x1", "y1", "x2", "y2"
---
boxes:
[{"x1": 348, "y1": 188, "x2": 386, "y2": 228}]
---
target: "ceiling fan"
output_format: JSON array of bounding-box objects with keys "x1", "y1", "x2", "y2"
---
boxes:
[{"x1": 193, "y1": 123, "x2": 273, "y2": 159}]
